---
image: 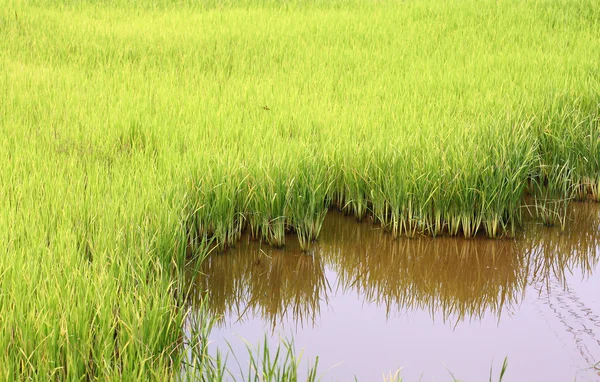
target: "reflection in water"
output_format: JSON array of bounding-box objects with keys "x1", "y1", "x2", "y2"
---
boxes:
[
  {"x1": 527, "y1": 204, "x2": 600, "y2": 287},
  {"x1": 194, "y1": 244, "x2": 328, "y2": 330},
  {"x1": 520, "y1": 204, "x2": 600, "y2": 372},
  {"x1": 324, "y1": 224, "x2": 525, "y2": 324},
  {"x1": 192, "y1": 204, "x2": 599, "y2": 333},
  {"x1": 535, "y1": 279, "x2": 600, "y2": 372},
  {"x1": 187, "y1": 203, "x2": 600, "y2": 380}
]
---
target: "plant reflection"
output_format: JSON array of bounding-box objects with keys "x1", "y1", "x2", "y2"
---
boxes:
[{"x1": 191, "y1": 204, "x2": 599, "y2": 330}]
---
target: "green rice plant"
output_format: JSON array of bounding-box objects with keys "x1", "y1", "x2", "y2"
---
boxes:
[
  {"x1": 531, "y1": 163, "x2": 574, "y2": 230},
  {"x1": 180, "y1": 300, "x2": 227, "y2": 382},
  {"x1": 375, "y1": 148, "x2": 419, "y2": 238},
  {"x1": 477, "y1": 119, "x2": 539, "y2": 237},
  {"x1": 448, "y1": 357, "x2": 508, "y2": 382},
  {"x1": 287, "y1": 159, "x2": 333, "y2": 250},
  {"x1": 489, "y1": 357, "x2": 509, "y2": 382},
  {"x1": 381, "y1": 370, "x2": 403, "y2": 382},
  {"x1": 577, "y1": 101, "x2": 600, "y2": 201},
  {"x1": 533, "y1": 95, "x2": 600, "y2": 202},
  {"x1": 586, "y1": 175, "x2": 600, "y2": 201},
  {"x1": 338, "y1": 154, "x2": 373, "y2": 221},
  {"x1": 227, "y1": 337, "x2": 320, "y2": 382},
  {"x1": 247, "y1": 162, "x2": 292, "y2": 247},
  {"x1": 366, "y1": 150, "x2": 395, "y2": 233},
  {"x1": 185, "y1": 161, "x2": 249, "y2": 252}
]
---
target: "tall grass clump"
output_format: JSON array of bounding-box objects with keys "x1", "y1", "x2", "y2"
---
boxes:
[
  {"x1": 228, "y1": 337, "x2": 320, "y2": 382},
  {"x1": 476, "y1": 120, "x2": 539, "y2": 237},
  {"x1": 247, "y1": 161, "x2": 292, "y2": 248},
  {"x1": 333, "y1": 152, "x2": 374, "y2": 221},
  {"x1": 536, "y1": 96, "x2": 600, "y2": 202},
  {"x1": 184, "y1": 161, "x2": 249, "y2": 252},
  {"x1": 528, "y1": 95, "x2": 600, "y2": 226},
  {"x1": 287, "y1": 159, "x2": 333, "y2": 250}
]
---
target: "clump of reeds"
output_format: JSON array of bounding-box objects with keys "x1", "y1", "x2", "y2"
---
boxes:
[
  {"x1": 227, "y1": 337, "x2": 320, "y2": 382},
  {"x1": 247, "y1": 163, "x2": 292, "y2": 248},
  {"x1": 531, "y1": 163, "x2": 574, "y2": 229},
  {"x1": 184, "y1": 163, "x2": 249, "y2": 252},
  {"x1": 287, "y1": 160, "x2": 332, "y2": 250}
]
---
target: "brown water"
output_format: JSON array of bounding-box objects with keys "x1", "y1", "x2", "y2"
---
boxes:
[{"x1": 192, "y1": 203, "x2": 600, "y2": 381}]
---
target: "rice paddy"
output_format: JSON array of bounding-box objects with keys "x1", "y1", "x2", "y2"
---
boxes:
[{"x1": 1, "y1": 0, "x2": 600, "y2": 379}]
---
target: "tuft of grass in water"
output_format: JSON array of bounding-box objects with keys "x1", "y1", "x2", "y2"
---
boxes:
[
  {"x1": 224, "y1": 336, "x2": 319, "y2": 382},
  {"x1": 180, "y1": 301, "x2": 228, "y2": 381},
  {"x1": 447, "y1": 357, "x2": 508, "y2": 382},
  {"x1": 490, "y1": 357, "x2": 509, "y2": 382},
  {"x1": 381, "y1": 369, "x2": 403, "y2": 382}
]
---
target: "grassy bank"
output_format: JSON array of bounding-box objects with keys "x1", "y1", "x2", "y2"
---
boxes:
[{"x1": 1, "y1": 0, "x2": 599, "y2": 378}]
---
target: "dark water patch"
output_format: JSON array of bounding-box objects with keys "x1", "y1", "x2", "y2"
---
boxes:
[{"x1": 190, "y1": 203, "x2": 600, "y2": 381}]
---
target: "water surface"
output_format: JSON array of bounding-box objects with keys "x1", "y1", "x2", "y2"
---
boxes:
[{"x1": 193, "y1": 204, "x2": 600, "y2": 381}]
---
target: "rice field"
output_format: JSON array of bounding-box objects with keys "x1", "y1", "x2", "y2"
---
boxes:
[{"x1": 1, "y1": 0, "x2": 600, "y2": 378}]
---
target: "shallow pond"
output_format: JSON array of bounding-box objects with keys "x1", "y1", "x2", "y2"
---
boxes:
[{"x1": 192, "y1": 203, "x2": 600, "y2": 381}]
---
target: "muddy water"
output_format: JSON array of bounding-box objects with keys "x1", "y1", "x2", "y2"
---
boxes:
[{"x1": 193, "y1": 204, "x2": 600, "y2": 381}]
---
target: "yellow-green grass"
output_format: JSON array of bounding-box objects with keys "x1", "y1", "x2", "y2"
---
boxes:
[{"x1": 1, "y1": 0, "x2": 599, "y2": 378}]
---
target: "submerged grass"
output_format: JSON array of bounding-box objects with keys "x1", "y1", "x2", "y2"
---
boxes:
[{"x1": 1, "y1": 0, "x2": 600, "y2": 378}]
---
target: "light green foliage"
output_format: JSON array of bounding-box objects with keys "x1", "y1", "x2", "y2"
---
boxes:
[{"x1": 0, "y1": 0, "x2": 599, "y2": 378}]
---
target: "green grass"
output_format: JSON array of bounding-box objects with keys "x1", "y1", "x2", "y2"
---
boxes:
[{"x1": 1, "y1": 0, "x2": 600, "y2": 378}]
